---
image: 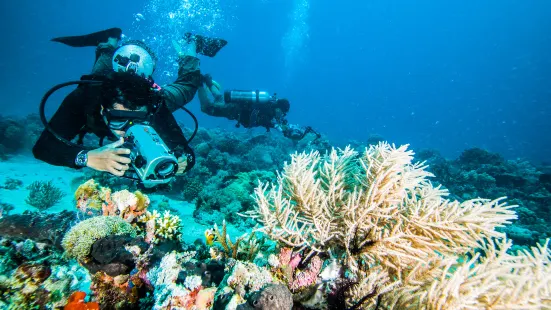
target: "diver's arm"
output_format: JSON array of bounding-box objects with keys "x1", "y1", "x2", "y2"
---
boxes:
[
  {"x1": 32, "y1": 89, "x2": 88, "y2": 168},
  {"x1": 91, "y1": 37, "x2": 119, "y2": 75},
  {"x1": 162, "y1": 55, "x2": 202, "y2": 113},
  {"x1": 153, "y1": 105, "x2": 195, "y2": 173},
  {"x1": 198, "y1": 86, "x2": 213, "y2": 111}
]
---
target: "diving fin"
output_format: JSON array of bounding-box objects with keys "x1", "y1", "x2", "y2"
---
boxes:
[
  {"x1": 51, "y1": 27, "x2": 123, "y2": 47},
  {"x1": 185, "y1": 33, "x2": 227, "y2": 57}
]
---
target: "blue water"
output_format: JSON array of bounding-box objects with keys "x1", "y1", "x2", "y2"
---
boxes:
[{"x1": 1, "y1": 0, "x2": 550, "y2": 162}]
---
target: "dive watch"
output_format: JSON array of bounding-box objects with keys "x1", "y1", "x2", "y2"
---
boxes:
[{"x1": 75, "y1": 150, "x2": 88, "y2": 167}]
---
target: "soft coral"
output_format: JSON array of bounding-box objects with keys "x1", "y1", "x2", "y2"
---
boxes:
[{"x1": 64, "y1": 291, "x2": 100, "y2": 310}]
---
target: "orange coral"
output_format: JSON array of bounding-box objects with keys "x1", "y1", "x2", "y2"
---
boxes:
[{"x1": 64, "y1": 291, "x2": 99, "y2": 310}]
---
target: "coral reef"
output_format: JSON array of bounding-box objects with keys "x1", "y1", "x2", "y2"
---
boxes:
[
  {"x1": 25, "y1": 180, "x2": 66, "y2": 211},
  {"x1": 0, "y1": 210, "x2": 76, "y2": 249},
  {"x1": 147, "y1": 251, "x2": 218, "y2": 310},
  {"x1": 0, "y1": 114, "x2": 42, "y2": 160},
  {"x1": 417, "y1": 147, "x2": 551, "y2": 246},
  {"x1": 0, "y1": 237, "x2": 90, "y2": 309},
  {"x1": 245, "y1": 143, "x2": 551, "y2": 308},
  {"x1": 4, "y1": 117, "x2": 551, "y2": 309},
  {"x1": 0, "y1": 202, "x2": 14, "y2": 218}
]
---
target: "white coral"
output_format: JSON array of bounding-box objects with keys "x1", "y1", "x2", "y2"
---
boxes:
[
  {"x1": 227, "y1": 261, "x2": 274, "y2": 294},
  {"x1": 148, "y1": 251, "x2": 199, "y2": 310},
  {"x1": 268, "y1": 254, "x2": 280, "y2": 268},
  {"x1": 184, "y1": 275, "x2": 202, "y2": 291},
  {"x1": 155, "y1": 210, "x2": 182, "y2": 241},
  {"x1": 111, "y1": 189, "x2": 137, "y2": 214}
]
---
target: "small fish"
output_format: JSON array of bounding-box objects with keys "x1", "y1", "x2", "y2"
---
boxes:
[{"x1": 205, "y1": 228, "x2": 217, "y2": 246}]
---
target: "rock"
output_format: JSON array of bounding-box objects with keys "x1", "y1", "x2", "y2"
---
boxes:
[
  {"x1": 0, "y1": 210, "x2": 76, "y2": 250},
  {"x1": 239, "y1": 284, "x2": 293, "y2": 310}
]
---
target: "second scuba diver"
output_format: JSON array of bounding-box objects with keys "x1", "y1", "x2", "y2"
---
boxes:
[{"x1": 198, "y1": 73, "x2": 321, "y2": 141}]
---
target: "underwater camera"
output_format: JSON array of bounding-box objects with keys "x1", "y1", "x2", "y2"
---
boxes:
[
  {"x1": 39, "y1": 75, "x2": 199, "y2": 187},
  {"x1": 121, "y1": 124, "x2": 178, "y2": 186}
]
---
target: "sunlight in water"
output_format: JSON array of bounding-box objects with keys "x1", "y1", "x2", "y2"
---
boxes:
[
  {"x1": 129, "y1": 0, "x2": 237, "y2": 83},
  {"x1": 281, "y1": 0, "x2": 310, "y2": 80}
]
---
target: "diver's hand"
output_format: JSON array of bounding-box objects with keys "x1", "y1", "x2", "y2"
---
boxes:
[
  {"x1": 87, "y1": 137, "x2": 132, "y2": 177},
  {"x1": 202, "y1": 74, "x2": 214, "y2": 88},
  {"x1": 176, "y1": 156, "x2": 188, "y2": 175}
]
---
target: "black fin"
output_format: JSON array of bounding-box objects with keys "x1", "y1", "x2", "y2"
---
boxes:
[
  {"x1": 51, "y1": 28, "x2": 123, "y2": 47},
  {"x1": 185, "y1": 33, "x2": 227, "y2": 57}
]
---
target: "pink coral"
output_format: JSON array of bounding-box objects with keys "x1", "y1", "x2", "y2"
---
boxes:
[
  {"x1": 290, "y1": 256, "x2": 323, "y2": 291},
  {"x1": 279, "y1": 247, "x2": 293, "y2": 265},
  {"x1": 289, "y1": 253, "x2": 302, "y2": 269},
  {"x1": 275, "y1": 248, "x2": 323, "y2": 291},
  {"x1": 145, "y1": 219, "x2": 156, "y2": 243}
]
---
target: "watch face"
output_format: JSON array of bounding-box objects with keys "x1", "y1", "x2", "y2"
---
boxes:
[{"x1": 76, "y1": 152, "x2": 87, "y2": 167}]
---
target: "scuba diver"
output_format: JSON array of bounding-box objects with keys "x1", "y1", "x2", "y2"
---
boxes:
[
  {"x1": 33, "y1": 28, "x2": 227, "y2": 187},
  {"x1": 198, "y1": 73, "x2": 321, "y2": 141}
]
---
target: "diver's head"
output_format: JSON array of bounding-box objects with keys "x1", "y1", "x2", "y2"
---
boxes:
[
  {"x1": 275, "y1": 98, "x2": 290, "y2": 113},
  {"x1": 101, "y1": 72, "x2": 162, "y2": 137},
  {"x1": 274, "y1": 98, "x2": 290, "y2": 120},
  {"x1": 112, "y1": 40, "x2": 157, "y2": 79}
]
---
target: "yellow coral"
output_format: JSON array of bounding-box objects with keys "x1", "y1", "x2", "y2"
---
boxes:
[
  {"x1": 134, "y1": 191, "x2": 150, "y2": 212},
  {"x1": 74, "y1": 179, "x2": 104, "y2": 210}
]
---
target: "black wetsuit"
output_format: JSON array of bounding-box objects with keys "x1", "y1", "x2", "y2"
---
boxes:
[
  {"x1": 202, "y1": 101, "x2": 278, "y2": 130},
  {"x1": 33, "y1": 55, "x2": 201, "y2": 170}
]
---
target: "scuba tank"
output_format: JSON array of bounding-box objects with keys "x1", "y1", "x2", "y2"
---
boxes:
[{"x1": 224, "y1": 90, "x2": 275, "y2": 105}]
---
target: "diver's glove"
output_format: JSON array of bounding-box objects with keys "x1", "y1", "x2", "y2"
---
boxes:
[{"x1": 202, "y1": 74, "x2": 214, "y2": 88}]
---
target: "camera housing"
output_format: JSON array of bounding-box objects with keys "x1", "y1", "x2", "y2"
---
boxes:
[{"x1": 123, "y1": 124, "x2": 178, "y2": 186}]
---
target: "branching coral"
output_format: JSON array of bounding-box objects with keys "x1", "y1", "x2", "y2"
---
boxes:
[
  {"x1": 138, "y1": 210, "x2": 182, "y2": 244},
  {"x1": 25, "y1": 180, "x2": 65, "y2": 210},
  {"x1": 208, "y1": 220, "x2": 263, "y2": 261},
  {"x1": 244, "y1": 143, "x2": 550, "y2": 308}
]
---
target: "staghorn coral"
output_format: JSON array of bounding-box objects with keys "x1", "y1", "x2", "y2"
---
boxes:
[
  {"x1": 62, "y1": 216, "x2": 137, "y2": 262},
  {"x1": 245, "y1": 143, "x2": 551, "y2": 308}
]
